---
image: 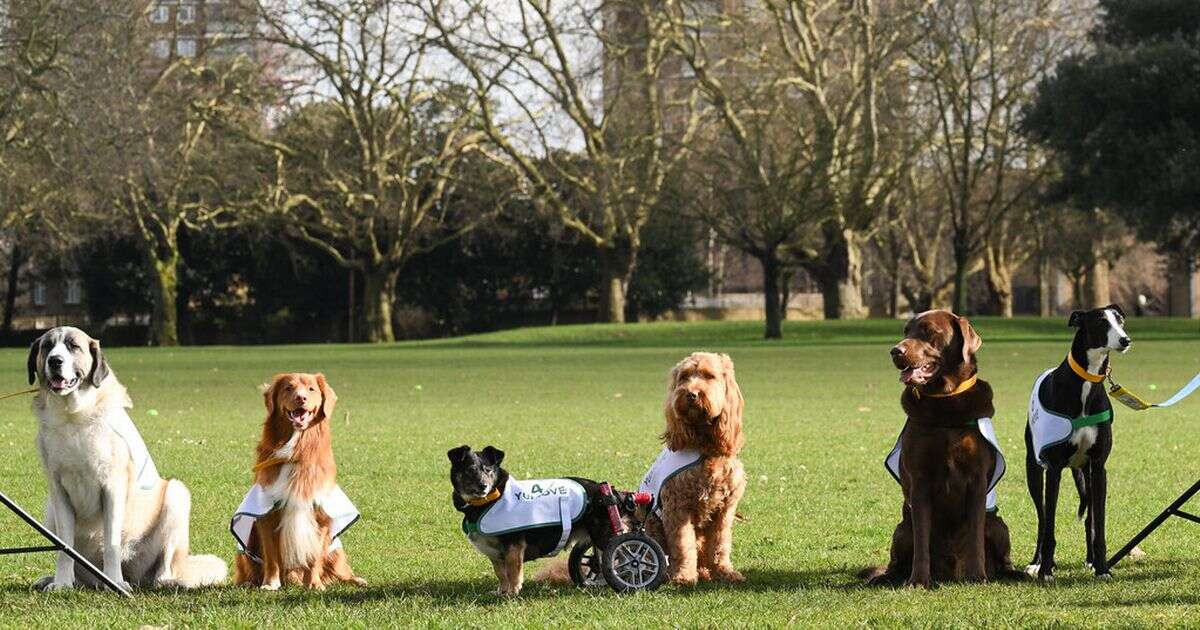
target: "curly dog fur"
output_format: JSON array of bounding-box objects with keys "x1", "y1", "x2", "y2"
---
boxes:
[{"x1": 645, "y1": 352, "x2": 747, "y2": 586}]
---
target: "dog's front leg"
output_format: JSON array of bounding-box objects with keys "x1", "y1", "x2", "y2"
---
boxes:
[
  {"x1": 504, "y1": 541, "x2": 526, "y2": 596},
  {"x1": 101, "y1": 483, "x2": 129, "y2": 589},
  {"x1": 44, "y1": 477, "x2": 77, "y2": 591},
  {"x1": 490, "y1": 557, "x2": 510, "y2": 596},
  {"x1": 663, "y1": 513, "x2": 699, "y2": 586},
  {"x1": 1090, "y1": 463, "x2": 1111, "y2": 578},
  {"x1": 963, "y1": 472, "x2": 989, "y2": 582},
  {"x1": 1038, "y1": 466, "x2": 1063, "y2": 582},
  {"x1": 700, "y1": 486, "x2": 745, "y2": 582},
  {"x1": 907, "y1": 482, "x2": 933, "y2": 589}
]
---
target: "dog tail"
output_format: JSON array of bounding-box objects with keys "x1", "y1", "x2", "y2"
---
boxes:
[
  {"x1": 1072, "y1": 467, "x2": 1088, "y2": 521},
  {"x1": 174, "y1": 554, "x2": 228, "y2": 588},
  {"x1": 534, "y1": 558, "x2": 572, "y2": 584}
]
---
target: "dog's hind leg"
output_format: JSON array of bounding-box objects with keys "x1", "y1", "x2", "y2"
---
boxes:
[{"x1": 1024, "y1": 427, "x2": 1045, "y2": 576}]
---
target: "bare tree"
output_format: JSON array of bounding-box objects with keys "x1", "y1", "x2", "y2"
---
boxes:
[
  {"x1": 230, "y1": 0, "x2": 490, "y2": 343},
  {"x1": 426, "y1": 0, "x2": 702, "y2": 323},
  {"x1": 908, "y1": 0, "x2": 1089, "y2": 315}
]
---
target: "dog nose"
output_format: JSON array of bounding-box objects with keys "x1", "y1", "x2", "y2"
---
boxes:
[
  {"x1": 890, "y1": 346, "x2": 903, "y2": 357},
  {"x1": 1120, "y1": 337, "x2": 1131, "y2": 348},
  {"x1": 48, "y1": 356, "x2": 63, "y2": 368},
  {"x1": 686, "y1": 391, "x2": 698, "y2": 402}
]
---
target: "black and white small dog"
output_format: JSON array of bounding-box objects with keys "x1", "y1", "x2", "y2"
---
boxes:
[
  {"x1": 1025, "y1": 304, "x2": 1131, "y2": 581},
  {"x1": 447, "y1": 445, "x2": 626, "y2": 596}
]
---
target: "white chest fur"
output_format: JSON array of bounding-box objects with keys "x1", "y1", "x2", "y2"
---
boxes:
[
  {"x1": 1068, "y1": 352, "x2": 1107, "y2": 468},
  {"x1": 36, "y1": 406, "x2": 130, "y2": 521}
]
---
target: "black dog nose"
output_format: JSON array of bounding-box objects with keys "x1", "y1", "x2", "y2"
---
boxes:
[
  {"x1": 890, "y1": 346, "x2": 903, "y2": 357},
  {"x1": 687, "y1": 391, "x2": 699, "y2": 402},
  {"x1": 1120, "y1": 337, "x2": 1131, "y2": 347},
  {"x1": 48, "y1": 356, "x2": 63, "y2": 367}
]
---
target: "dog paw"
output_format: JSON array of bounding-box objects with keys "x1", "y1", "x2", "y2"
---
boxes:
[
  {"x1": 670, "y1": 573, "x2": 698, "y2": 587},
  {"x1": 1095, "y1": 572, "x2": 1113, "y2": 581},
  {"x1": 905, "y1": 577, "x2": 932, "y2": 589},
  {"x1": 1037, "y1": 573, "x2": 1055, "y2": 584},
  {"x1": 711, "y1": 567, "x2": 745, "y2": 583},
  {"x1": 1024, "y1": 564, "x2": 1040, "y2": 577},
  {"x1": 260, "y1": 582, "x2": 281, "y2": 591},
  {"x1": 696, "y1": 567, "x2": 712, "y2": 581},
  {"x1": 348, "y1": 576, "x2": 368, "y2": 587},
  {"x1": 32, "y1": 576, "x2": 54, "y2": 591},
  {"x1": 41, "y1": 580, "x2": 75, "y2": 592}
]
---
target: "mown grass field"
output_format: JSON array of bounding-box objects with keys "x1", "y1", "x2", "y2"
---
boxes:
[{"x1": 1, "y1": 317, "x2": 1200, "y2": 628}]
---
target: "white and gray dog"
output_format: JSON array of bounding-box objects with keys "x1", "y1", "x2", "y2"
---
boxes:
[{"x1": 27, "y1": 326, "x2": 225, "y2": 590}]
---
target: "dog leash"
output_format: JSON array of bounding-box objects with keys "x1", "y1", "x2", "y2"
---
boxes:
[
  {"x1": 0, "y1": 387, "x2": 37, "y2": 402},
  {"x1": 1108, "y1": 371, "x2": 1200, "y2": 411}
]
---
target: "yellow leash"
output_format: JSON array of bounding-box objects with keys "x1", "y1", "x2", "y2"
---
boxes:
[{"x1": 0, "y1": 387, "x2": 37, "y2": 402}]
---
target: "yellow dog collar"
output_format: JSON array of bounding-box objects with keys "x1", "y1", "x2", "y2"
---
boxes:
[
  {"x1": 465, "y1": 488, "x2": 502, "y2": 507},
  {"x1": 1067, "y1": 353, "x2": 1106, "y2": 383},
  {"x1": 912, "y1": 374, "x2": 978, "y2": 399}
]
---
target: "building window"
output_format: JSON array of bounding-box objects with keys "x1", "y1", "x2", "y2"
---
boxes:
[
  {"x1": 177, "y1": 4, "x2": 195, "y2": 24},
  {"x1": 177, "y1": 38, "x2": 197, "y2": 58},
  {"x1": 152, "y1": 38, "x2": 171, "y2": 59},
  {"x1": 33, "y1": 282, "x2": 46, "y2": 307},
  {"x1": 65, "y1": 279, "x2": 82, "y2": 305},
  {"x1": 150, "y1": 4, "x2": 170, "y2": 24}
]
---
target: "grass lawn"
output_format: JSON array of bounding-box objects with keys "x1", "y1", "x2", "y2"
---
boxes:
[{"x1": 2, "y1": 317, "x2": 1200, "y2": 628}]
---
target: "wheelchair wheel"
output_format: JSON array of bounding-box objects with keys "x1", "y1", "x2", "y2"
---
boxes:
[
  {"x1": 567, "y1": 542, "x2": 606, "y2": 588},
  {"x1": 602, "y1": 532, "x2": 667, "y2": 593}
]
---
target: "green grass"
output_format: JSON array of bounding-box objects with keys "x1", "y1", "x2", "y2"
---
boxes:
[{"x1": 2, "y1": 317, "x2": 1200, "y2": 628}]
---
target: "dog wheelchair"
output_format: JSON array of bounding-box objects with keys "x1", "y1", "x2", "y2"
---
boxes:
[{"x1": 567, "y1": 483, "x2": 668, "y2": 593}]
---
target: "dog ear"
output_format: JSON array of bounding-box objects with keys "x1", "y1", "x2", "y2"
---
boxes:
[
  {"x1": 315, "y1": 373, "x2": 337, "y2": 419},
  {"x1": 1105, "y1": 303, "x2": 1126, "y2": 319},
  {"x1": 447, "y1": 445, "x2": 471, "y2": 463},
  {"x1": 1068, "y1": 310, "x2": 1084, "y2": 327},
  {"x1": 263, "y1": 374, "x2": 285, "y2": 417},
  {"x1": 26, "y1": 335, "x2": 41, "y2": 386},
  {"x1": 955, "y1": 316, "x2": 982, "y2": 364},
  {"x1": 480, "y1": 446, "x2": 504, "y2": 466},
  {"x1": 88, "y1": 339, "x2": 109, "y2": 388},
  {"x1": 716, "y1": 353, "x2": 745, "y2": 456}
]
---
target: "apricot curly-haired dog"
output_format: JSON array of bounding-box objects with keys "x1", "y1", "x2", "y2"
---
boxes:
[
  {"x1": 641, "y1": 352, "x2": 746, "y2": 586},
  {"x1": 232, "y1": 373, "x2": 366, "y2": 590}
]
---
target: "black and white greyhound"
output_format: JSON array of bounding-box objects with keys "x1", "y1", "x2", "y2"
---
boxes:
[{"x1": 1025, "y1": 304, "x2": 1130, "y2": 582}]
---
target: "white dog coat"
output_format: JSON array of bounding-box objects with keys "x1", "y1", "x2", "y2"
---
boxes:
[
  {"x1": 639, "y1": 447, "x2": 703, "y2": 515},
  {"x1": 107, "y1": 408, "x2": 161, "y2": 492},
  {"x1": 461, "y1": 478, "x2": 588, "y2": 556},
  {"x1": 1027, "y1": 368, "x2": 1114, "y2": 467},
  {"x1": 230, "y1": 484, "x2": 360, "y2": 563},
  {"x1": 885, "y1": 418, "x2": 1007, "y2": 512}
]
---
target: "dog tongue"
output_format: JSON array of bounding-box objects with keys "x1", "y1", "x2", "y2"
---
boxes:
[
  {"x1": 51, "y1": 377, "x2": 66, "y2": 388},
  {"x1": 899, "y1": 367, "x2": 915, "y2": 384}
]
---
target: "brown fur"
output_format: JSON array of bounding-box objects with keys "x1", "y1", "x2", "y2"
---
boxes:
[
  {"x1": 864, "y1": 310, "x2": 1020, "y2": 587},
  {"x1": 232, "y1": 373, "x2": 366, "y2": 590},
  {"x1": 647, "y1": 352, "x2": 746, "y2": 586}
]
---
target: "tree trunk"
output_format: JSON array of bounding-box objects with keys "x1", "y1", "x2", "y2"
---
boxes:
[
  {"x1": 985, "y1": 253, "x2": 1014, "y2": 318},
  {"x1": 2, "y1": 243, "x2": 23, "y2": 335},
  {"x1": 363, "y1": 266, "x2": 398, "y2": 343},
  {"x1": 148, "y1": 252, "x2": 180, "y2": 347},
  {"x1": 779, "y1": 268, "x2": 792, "y2": 321},
  {"x1": 817, "y1": 226, "x2": 868, "y2": 319},
  {"x1": 761, "y1": 253, "x2": 783, "y2": 339},
  {"x1": 1084, "y1": 260, "x2": 1111, "y2": 308},
  {"x1": 597, "y1": 249, "x2": 628, "y2": 324},
  {"x1": 1037, "y1": 255, "x2": 1054, "y2": 317},
  {"x1": 952, "y1": 242, "x2": 971, "y2": 315}
]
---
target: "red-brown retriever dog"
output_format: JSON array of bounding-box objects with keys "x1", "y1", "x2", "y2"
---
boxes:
[
  {"x1": 233, "y1": 373, "x2": 366, "y2": 590},
  {"x1": 644, "y1": 352, "x2": 746, "y2": 586},
  {"x1": 864, "y1": 311, "x2": 1021, "y2": 587}
]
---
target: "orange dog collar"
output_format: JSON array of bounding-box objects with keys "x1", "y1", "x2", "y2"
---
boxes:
[
  {"x1": 465, "y1": 488, "x2": 502, "y2": 507},
  {"x1": 912, "y1": 374, "x2": 978, "y2": 400},
  {"x1": 1067, "y1": 353, "x2": 1106, "y2": 383}
]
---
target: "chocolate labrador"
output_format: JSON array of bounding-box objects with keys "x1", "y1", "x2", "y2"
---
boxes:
[{"x1": 864, "y1": 310, "x2": 1022, "y2": 587}]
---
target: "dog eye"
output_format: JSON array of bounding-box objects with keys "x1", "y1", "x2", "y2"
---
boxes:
[{"x1": 308, "y1": 387, "x2": 316, "y2": 392}]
